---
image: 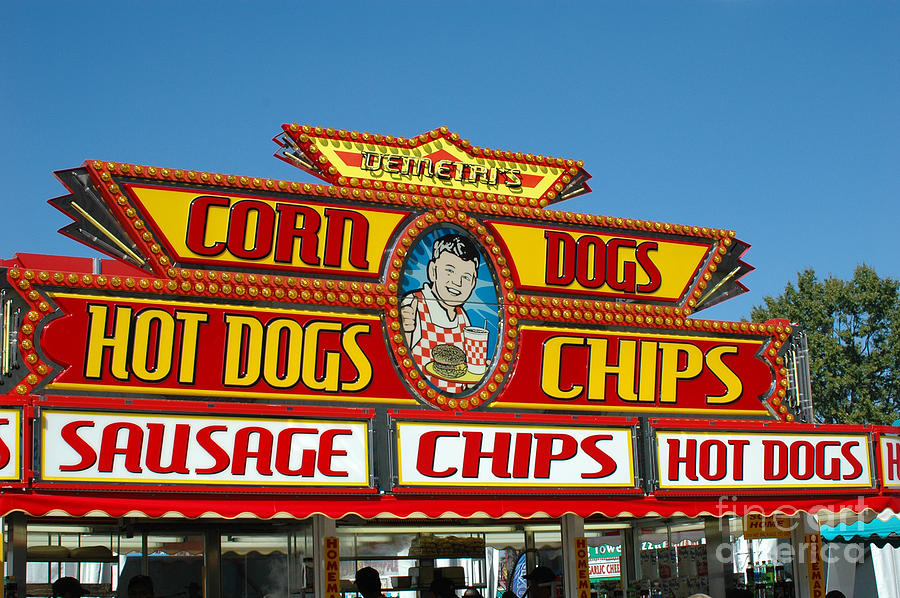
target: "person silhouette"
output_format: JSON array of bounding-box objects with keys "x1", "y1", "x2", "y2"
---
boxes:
[
  {"x1": 354, "y1": 567, "x2": 387, "y2": 598},
  {"x1": 127, "y1": 575, "x2": 155, "y2": 598},
  {"x1": 429, "y1": 576, "x2": 458, "y2": 598},
  {"x1": 522, "y1": 566, "x2": 555, "y2": 598},
  {"x1": 52, "y1": 577, "x2": 86, "y2": 598}
]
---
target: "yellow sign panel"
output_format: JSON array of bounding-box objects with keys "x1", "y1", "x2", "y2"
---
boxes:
[
  {"x1": 489, "y1": 222, "x2": 712, "y2": 301},
  {"x1": 742, "y1": 514, "x2": 793, "y2": 539},
  {"x1": 314, "y1": 136, "x2": 564, "y2": 200},
  {"x1": 126, "y1": 184, "x2": 407, "y2": 276},
  {"x1": 324, "y1": 537, "x2": 341, "y2": 598},
  {"x1": 277, "y1": 125, "x2": 589, "y2": 206},
  {"x1": 574, "y1": 537, "x2": 591, "y2": 598},
  {"x1": 806, "y1": 533, "x2": 825, "y2": 598}
]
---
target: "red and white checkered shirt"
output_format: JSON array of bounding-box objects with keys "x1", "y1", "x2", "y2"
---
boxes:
[{"x1": 406, "y1": 288, "x2": 472, "y2": 393}]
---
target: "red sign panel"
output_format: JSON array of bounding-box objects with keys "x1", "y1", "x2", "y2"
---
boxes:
[
  {"x1": 499, "y1": 325, "x2": 774, "y2": 416},
  {"x1": 39, "y1": 293, "x2": 413, "y2": 405}
]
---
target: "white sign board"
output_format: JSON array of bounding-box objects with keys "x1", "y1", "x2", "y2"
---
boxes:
[
  {"x1": 879, "y1": 434, "x2": 900, "y2": 489},
  {"x1": 396, "y1": 421, "x2": 634, "y2": 488},
  {"x1": 656, "y1": 430, "x2": 872, "y2": 490},
  {"x1": 41, "y1": 409, "x2": 370, "y2": 486}
]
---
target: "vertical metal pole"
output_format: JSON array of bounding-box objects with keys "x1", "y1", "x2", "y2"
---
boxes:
[
  {"x1": 622, "y1": 525, "x2": 642, "y2": 585},
  {"x1": 747, "y1": 538, "x2": 756, "y2": 582},
  {"x1": 141, "y1": 532, "x2": 149, "y2": 575},
  {"x1": 373, "y1": 406, "x2": 392, "y2": 492},
  {"x1": 524, "y1": 529, "x2": 536, "y2": 573},
  {"x1": 287, "y1": 531, "x2": 296, "y2": 598},
  {"x1": 312, "y1": 515, "x2": 337, "y2": 598},
  {"x1": 559, "y1": 515, "x2": 585, "y2": 598},
  {"x1": 204, "y1": 529, "x2": 222, "y2": 598},
  {"x1": 6, "y1": 512, "x2": 26, "y2": 590},
  {"x1": 790, "y1": 513, "x2": 820, "y2": 598},
  {"x1": 703, "y1": 517, "x2": 729, "y2": 598}
]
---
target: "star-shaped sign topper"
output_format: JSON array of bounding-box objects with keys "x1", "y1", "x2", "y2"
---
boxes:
[{"x1": 274, "y1": 124, "x2": 591, "y2": 207}]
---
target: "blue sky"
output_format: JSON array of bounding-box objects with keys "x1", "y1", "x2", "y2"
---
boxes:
[{"x1": 1, "y1": 1, "x2": 897, "y2": 323}]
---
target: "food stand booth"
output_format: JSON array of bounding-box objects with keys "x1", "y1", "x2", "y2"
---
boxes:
[{"x1": 1, "y1": 124, "x2": 897, "y2": 598}]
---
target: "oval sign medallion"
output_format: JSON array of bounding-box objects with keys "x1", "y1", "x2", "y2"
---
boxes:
[{"x1": 398, "y1": 225, "x2": 500, "y2": 402}]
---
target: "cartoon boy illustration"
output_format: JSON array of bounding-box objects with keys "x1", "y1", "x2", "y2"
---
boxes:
[{"x1": 401, "y1": 233, "x2": 480, "y2": 392}]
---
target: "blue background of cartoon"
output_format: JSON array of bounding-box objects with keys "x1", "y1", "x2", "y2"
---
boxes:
[{"x1": 399, "y1": 227, "x2": 500, "y2": 363}]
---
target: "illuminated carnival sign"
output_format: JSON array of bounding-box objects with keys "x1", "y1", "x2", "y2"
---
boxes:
[{"x1": 0, "y1": 125, "x2": 794, "y2": 422}]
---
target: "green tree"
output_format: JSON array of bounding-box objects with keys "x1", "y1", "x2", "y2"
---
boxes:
[{"x1": 751, "y1": 265, "x2": 900, "y2": 424}]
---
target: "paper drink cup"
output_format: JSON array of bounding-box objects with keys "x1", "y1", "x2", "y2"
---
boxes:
[{"x1": 464, "y1": 327, "x2": 489, "y2": 375}]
